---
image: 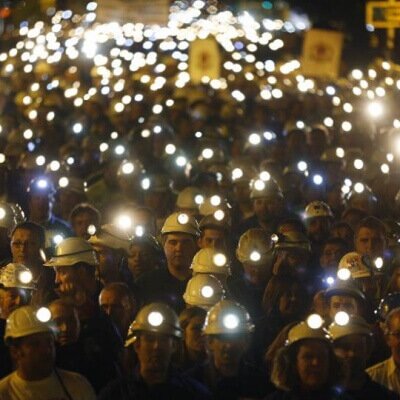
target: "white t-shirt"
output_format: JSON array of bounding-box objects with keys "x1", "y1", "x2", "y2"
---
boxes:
[{"x1": 0, "y1": 369, "x2": 96, "y2": 400}]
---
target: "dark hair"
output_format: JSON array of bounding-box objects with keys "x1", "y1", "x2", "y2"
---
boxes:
[
  {"x1": 320, "y1": 237, "x2": 349, "y2": 253},
  {"x1": 262, "y1": 275, "x2": 309, "y2": 315},
  {"x1": 11, "y1": 221, "x2": 45, "y2": 248},
  {"x1": 69, "y1": 202, "x2": 100, "y2": 225},
  {"x1": 179, "y1": 306, "x2": 207, "y2": 330},
  {"x1": 101, "y1": 282, "x2": 137, "y2": 307},
  {"x1": 355, "y1": 216, "x2": 387, "y2": 238},
  {"x1": 271, "y1": 339, "x2": 343, "y2": 391}
]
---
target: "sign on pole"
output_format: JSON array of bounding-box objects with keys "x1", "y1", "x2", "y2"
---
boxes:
[
  {"x1": 366, "y1": 0, "x2": 400, "y2": 28},
  {"x1": 189, "y1": 37, "x2": 221, "y2": 84},
  {"x1": 96, "y1": 0, "x2": 170, "y2": 26},
  {"x1": 301, "y1": 29, "x2": 343, "y2": 79}
]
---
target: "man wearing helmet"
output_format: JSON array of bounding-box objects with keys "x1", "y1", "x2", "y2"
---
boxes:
[
  {"x1": 136, "y1": 212, "x2": 199, "y2": 313},
  {"x1": 99, "y1": 303, "x2": 210, "y2": 400}
]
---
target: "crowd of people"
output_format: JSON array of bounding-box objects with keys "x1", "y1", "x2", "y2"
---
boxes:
[{"x1": 1, "y1": 1, "x2": 400, "y2": 399}]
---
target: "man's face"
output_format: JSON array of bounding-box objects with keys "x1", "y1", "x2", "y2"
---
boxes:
[
  {"x1": 329, "y1": 295, "x2": 359, "y2": 320},
  {"x1": 320, "y1": 243, "x2": 346, "y2": 271},
  {"x1": 127, "y1": 243, "x2": 156, "y2": 280},
  {"x1": 253, "y1": 196, "x2": 284, "y2": 222},
  {"x1": 0, "y1": 287, "x2": 27, "y2": 318},
  {"x1": 333, "y1": 334, "x2": 369, "y2": 379},
  {"x1": 93, "y1": 244, "x2": 118, "y2": 282},
  {"x1": 13, "y1": 332, "x2": 55, "y2": 378},
  {"x1": 386, "y1": 313, "x2": 400, "y2": 366},
  {"x1": 296, "y1": 340, "x2": 329, "y2": 391},
  {"x1": 184, "y1": 315, "x2": 206, "y2": 353},
  {"x1": 243, "y1": 262, "x2": 270, "y2": 286},
  {"x1": 134, "y1": 332, "x2": 175, "y2": 379},
  {"x1": 28, "y1": 193, "x2": 50, "y2": 221},
  {"x1": 208, "y1": 334, "x2": 248, "y2": 374},
  {"x1": 198, "y1": 228, "x2": 226, "y2": 251},
  {"x1": 48, "y1": 303, "x2": 80, "y2": 346},
  {"x1": 163, "y1": 233, "x2": 197, "y2": 277},
  {"x1": 355, "y1": 227, "x2": 386, "y2": 259},
  {"x1": 11, "y1": 228, "x2": 41, "y2": 266},
  {"x1": 306, "y1": 217, "x2": 331, "y2": 243},
  {"x1": 99, "y1": 289, "x2": 133, "y2": 336},
  {"x1": 71, "y1": 212, "x2": 97, "y2": 239}
]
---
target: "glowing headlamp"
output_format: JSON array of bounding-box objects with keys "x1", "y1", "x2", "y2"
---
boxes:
[
  {"x1": 0, "y1": 207, "x2": 6, "y2": 220},
  {"x1": 36, "y1": 307, "x2": 51, "y2": 323},
  {"x1": 148, "y1": 311, "x2": 163, "y2": 327},
  {"x1": 177, "y1": 213, "x2": 189, "y2": 225},
  {"x1": 223, "y1": 313, "x2": 239, "y2": 329},
  {"x1": 334, "y1": 311, "x2": 350, "y2": 326},
  {"x1": 201, "y1": 285, "x2": 214, "y2": 298},
  {"x1": 337, "y1": 268, "x2": 351, "y2": 281},
  {"x1": 18, "y1": 270, "x2": 33, "y2": 284},
  {"x1": 307, "y1": 314, "x2": 323, "y2": 329}
]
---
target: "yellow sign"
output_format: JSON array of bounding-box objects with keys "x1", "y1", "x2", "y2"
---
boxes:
[
  {"x1": 189, "y1": 38, "x2": 221, "y2": 84},
  {"x1": 366, "y1": 0, "x2": 400, "y2": 27},
  {"x1": 301, "y1": 29, "x2": 343, "y2": 79}
]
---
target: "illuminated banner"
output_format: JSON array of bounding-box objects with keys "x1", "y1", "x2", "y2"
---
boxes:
[
  {"x1": 301, "y1": 29, "x2": 343, "y2": 79},
  {"x1": 189, "y1": 38, "x2": 221, "y2": 84},
  {"x1": 96, "y1": 0, "x2": 170, "y2": 25}
]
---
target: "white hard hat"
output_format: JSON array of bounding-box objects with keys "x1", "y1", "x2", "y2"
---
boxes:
[
  {"x1": 203, "y1": 300, "x2": 254, "y2": 335},
  {"x1": 328, "y1": 314, "x2": 372, "y2": 341},
  {"x1": 325, "y1": 280, "x2": 366, "y2": 302},
  {"x1": 125, "y1": 302, "x2": 182, "y2": 347},
  {"x1": 236, "y1": 228, "x2": 274, "y2": 264},
  {"x1": 161, "y1": 212, "x2": 200, "y2": 237},
  {"x1": 88, "y1": 224, "x2": 131, "y2": 253},
  {"x1": 4, "y1": 305, "x2": 55, "y2": 344},
  {"x1": 338, "y1": 252, "x2": 371, "y2": 279},
  {"x1": 286, "y1": 315, "x2": 331, "y2": 345},
  {"x1": 183, "y1": 274, "x2": 225, "y2": 309},
  {"x1": 304, "y1": 201, "x2": 333, "y2": 219},
  {"x1": 176, "y1": 187, "x2": 204, "y2": 210},
  {"x1": 44, "y1": 237, "x2": 98, "y2": 267},
  {"x1": 0, "y1": 263, "x2": 35, "y2": 290},
  {"x1": 191, "y1": 248, "x2": 231, "y2": 276}
]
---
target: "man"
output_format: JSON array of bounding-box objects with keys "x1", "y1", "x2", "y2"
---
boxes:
[
  {"x1": 329, "y1": 313, "x2": 399, "y2": 399},
  {"x1": 0, "y1": 305, "x2": 96, "y2": 399},
  {"x1": 26, "y1": 176, "x2": 73, "y2": 250},
  {"x1": 189, "y1": 299, "x2": 272, "y2": 399},
  {"x1": 10, "y1": 221, "x2": 55, "y2": 305},
  {"x1": 44, "y1": 237, "x2": 123, "y2": 392},
  {"x1": 99, "y1": 302, "x2": 210, "y2": 400},
  {"x1": 136, "y1": 212, "x2": 199, "y2": 312},
  {"x1": 88, "y1": 224, "x2": 132, "y2": 286},
  {"x1": 367, "y1": 307, "x2": 400, "y2": 394},
  {"x1": 319, "y1": 237, "x2": 349, "y2": 273},
  {"x1": 99, "y1": 282, "x2": 137, "y2": 340},
  {"x1": 69, "y1": 202, "x2": 101, "y2": 240},
  {"x1": 325, "y1": 280, "x2": 366, "y2": 322},
  {"x1": 198, "y1": 214, "x2": 230, "y2": 252}
]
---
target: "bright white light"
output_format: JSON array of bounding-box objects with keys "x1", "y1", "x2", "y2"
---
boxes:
[
  {"x1": 354, "y1": 182, "x2": 365, "y2": 193},
  {"x1": 58, "y1": 177, "x2": 69, "y2": 188},
  {"x1": 122, "y1": 162, "x2": 134, "y2": 175},
  {"x1": 115, "y1": 145, "x2": 125, "y2": 155},
  {"x1": 202, "y1": 148, "x2": 214, "y2": 159},
  {"x1": 307, "y1": 314, "x2": 323, "y2": 329},
  {"x1": 0, "y1": 208, "x2": 5, "y2": 219},
  {"x1": 223, "y1": 314, "x2": 239, "y2": 329},
  {"x1": 36, "y1": 307, "x2": 51, "y2": 323},
  {"x1": 341, "y1": 121, "x2": 352, "y2": 132},
  {"x1": 326, "y1": 276, "x2": 335, "y2": 286},
  {"x1": 36, "y1": 155, "x2": 46, "y2": 166},
  {"x1": 232, "y1": 168, "x2": 243, "y2": 181},
  {"x1": 53, "y1": 234, "x2": 64, "y2": 245},
  {"x1": 323, "y1": 117, "x2": 334, "y2": 127},
  {"x1": 214, "y1": 209, "x2": 225, "y2": 221},
  {"x1": 194, "y1": 194, "x2": 204, "y2": 205},
  {"x1": 201, "y1": 285, "x2": 214, "y2": 298},
  {"x1": 213, "y1": 253, "x2": 227, "y2": 267},
  {"x1": 334, "y1": 311, "x2": 350, "y2": 326},
  {"x1": 165, "y1": 144, "x2": 176, "y2": 155},
  {"x1": 23, "y1": 129, "x2": 33, "y2": 140},
  {"x1": 313, "y1": 174, "x2": 323, "y2": 185},
  {"x1": 375, "y1": 257, "x2": 383, "y2": 269},
  {"x1": 210, "y1": 195, "x2": 221, "y2": 206},
  {"x1": 248, "y1": 133, "x2": 261, "y2": 145},
  {"x1": 297, "y1": 161, "x2": 307, "y2": 172},
  {"x1": 141, "y1": 178, "x2": 150, "y2": 190},
  {"x1": 337, "y1": 268, "x2": 351, "y2": 281},
  {"x1": 178, "y1": 213, "x2": 189, "y2": 225},
  {"x1": 49, "y1": 161, "x2": 60, "y2": 172},
  {"x1": 37, "y1": 179, "x2": 48, "y2": 189},
  {"x1": 351, "y1": 69, "x2": 363, "y2": 80},
  {"x1": 254, "y1": 179, "x2": 265, "y2": 191},
  {"x1": 336, "y1": 148, "x2": 345, "y2": 158},
  {"x1": 260, "y1": 171, "x2": 271, "y2": 181},
  {"x1": 87, "y1": 224, "x2": 96, "y2": 235},
  {"x1": 381, "y1": 163, "x2": 390, "y2": 174},
  {"x1": 367, "y1": 101, "x2": 384, "y2": 118},
  {"x1": 353, "y1": 159, "x2": 364, "y2": 170},
  {"x1": 148, "y1": 311, "x2": 163, "y2": 327},
  {"x1": 72, "y1": 123, "x2": 83, "y2": 134},
  {"x1": 19, "y1": 270, "x2": 33, "y2": 284},
  {"x1": 250, "y1": 251, "x2": 261, "y2": 262},
  {"x1": 176, "y1": 156, "x2": 187, "y2": 167},
  {"x1": 116, "y1": 214, "x2": 132, "y2": 231}
]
